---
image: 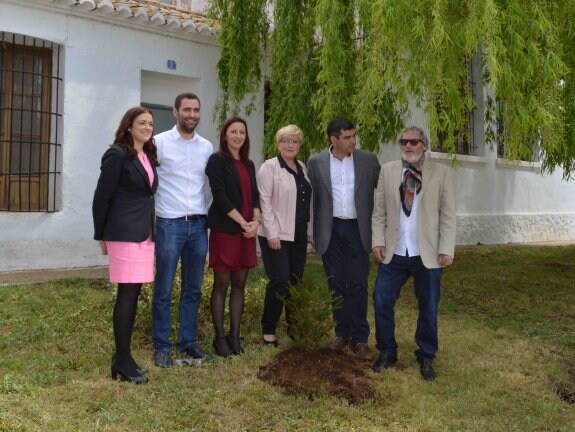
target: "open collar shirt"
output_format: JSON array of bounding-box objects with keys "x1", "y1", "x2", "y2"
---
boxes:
[
  {"x1": 277, "y1": 154, "x2": 311, "y2": 224},
  {"x1": 394, "y1": 166, "x2": 421, "y2": 257},
  {"x1": 329, "y1": 147, "x2": 357, "y2": 219},
  {"x1": 154, "y1": 126, "x2": 214, "y2": 218}
]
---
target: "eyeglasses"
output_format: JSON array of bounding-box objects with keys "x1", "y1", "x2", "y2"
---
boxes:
[
  {"x1": 399, "y1": 139, "x2": 423, "y2": 146},
  {"x1": 280, "y1": 139, "x2": 301, "y2": 145}
]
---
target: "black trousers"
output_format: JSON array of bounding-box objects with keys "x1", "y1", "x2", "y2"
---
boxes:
[
  {"x1": 259, "y1": 222, "x2": 308, "y2": 335},
  {"x1": 321, "y1": 218, "x2": 370, "y2": 343}
]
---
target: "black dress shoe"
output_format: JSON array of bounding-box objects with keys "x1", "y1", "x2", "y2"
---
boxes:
[
  {"x1": 181, "y1": 343, "x2": 214, "y2": 361},
  {"x1": 418, "y1": 357, "x2": 436, "y2": 381},
  {"x1": 372, "y1": 352, "x2": 398, "y2": 373},
  {"x1": 352, "y1": 342, "x2": 373, "y2": 361},
  {"x1": 154, "y1": 350, "x2": 173, "y2": 368},
  {"x1": 111, "y1": 361, "x2": 149, "y2": 384}
]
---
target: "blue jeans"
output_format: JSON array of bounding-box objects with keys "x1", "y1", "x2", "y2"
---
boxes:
[
  {"x1": 373, "y1": 254, "x2": 443, "y2": 360},
  {"x1": 322, "y1": 219, "x2": 370, "y2": 343},
  {"x1": 152, "y1": 217, "x2": 208, "y2": 352}
]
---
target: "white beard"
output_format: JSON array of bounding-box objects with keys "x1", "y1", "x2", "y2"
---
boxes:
[{"x1": 402, "y1": 151, "x2": 425, "y2": 165}]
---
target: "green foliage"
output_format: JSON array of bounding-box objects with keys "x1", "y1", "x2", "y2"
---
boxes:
[
  {"x1": 212, "y1": 0, "x2": 575, "y2": 177},
  {"x1": 488, "y1": 0, "x2": 566, "y2": 162},
  {"x1": 138, "y1": 263, "x2": 266, "y2": 340},
  {"x1": 542, "y1": 0, "x2": 575, "y2": 177},
  {"x1": 1, "y1": 251, "x2": 575, "y2": 429},
  {"x1": 263, "y1": 0, "x2": 322, "y2": 160},
  {"x1": 352, "y1": 0, "x2": 405, "y2": 149},
  {"x1": 280, "y1": 274, "x2": 339, "y2": 349},
  {"x1": 313, "y1": 0, "x2": 356, "y2": 130},
  {"x1": 209, "y1": 0, "x2": 269, "y2": 126}
]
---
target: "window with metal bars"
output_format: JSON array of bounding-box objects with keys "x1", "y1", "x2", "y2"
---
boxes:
[
  {"x1": 496, "y1": 98, "x2": 506, "y2": 158},
  {"x1": 0, "y1": 32, "x2": 62, "y2": 212},
  {"x1": 495, "y1": 99, "x2": 540, "y2": 161}
]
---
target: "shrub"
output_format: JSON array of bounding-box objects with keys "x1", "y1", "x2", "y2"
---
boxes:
[
  {"x1": 135, "y1": 263, "x2": 266, "y2": 342},
  {"x1": 281, "y1": 274, "x2": 340, "y2": 350}
]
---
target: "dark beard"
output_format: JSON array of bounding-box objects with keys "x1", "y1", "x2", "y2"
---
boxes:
[{"x1": 178, "y1": 122, "x2": 197, "y2": 134}]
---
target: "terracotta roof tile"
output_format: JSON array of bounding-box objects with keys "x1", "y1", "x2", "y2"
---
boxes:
[{"x1": 60, "y1": 0, "x2": 218, "y2": 34}]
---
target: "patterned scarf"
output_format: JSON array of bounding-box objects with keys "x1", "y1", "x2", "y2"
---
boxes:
[{"x1": 399, "y1": 159, "x2": 423, "y2": 217}]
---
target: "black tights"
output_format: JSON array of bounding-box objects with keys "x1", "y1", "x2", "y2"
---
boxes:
[
  {"x1": 113, "y1": 283, "x2": 141, "y2": 375},
  {"x1": 210, "y1": 270, "x2": 249, "y2": 352}
]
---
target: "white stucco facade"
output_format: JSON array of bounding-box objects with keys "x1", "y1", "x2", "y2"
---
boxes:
[
  {"x1": 380, "y1": 105, "x2": 575, "y2": 246},
  {"x1": 0, "y1": 0, "x2": 264, "y2": 272},
  {"x1": 0, "y1": 0, "x2": 573, "y2": 273}
]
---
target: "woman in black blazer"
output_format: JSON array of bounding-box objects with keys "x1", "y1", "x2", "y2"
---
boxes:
[
  {"x1": 205, "y1": 116, "x2": 260, "y2": 356},
  {"x1": 92, "y1": 106, "x2": 159, "y2": 384}
]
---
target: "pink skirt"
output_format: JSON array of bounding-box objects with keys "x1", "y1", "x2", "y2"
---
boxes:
[{"x1": 106, "y1": 236, "x2": 154, "y2": 283}]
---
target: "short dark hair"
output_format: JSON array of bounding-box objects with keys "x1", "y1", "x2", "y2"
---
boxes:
[
  {"x1": 174, "y1": 92, "x2": 201, "y2": 110},
  {"x1": 327, "y1": 117, "x2": 354, "y2": 138},
  {"x1": 219, "y1": 116, "x2": 251, "y2": 164}
]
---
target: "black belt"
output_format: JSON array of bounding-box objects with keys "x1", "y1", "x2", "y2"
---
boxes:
[{"x1": 174, "y1": 214, "x2": 206, "y2": 221}]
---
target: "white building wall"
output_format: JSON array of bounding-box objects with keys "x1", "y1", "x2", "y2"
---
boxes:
[
  {"x1": 0, "y1": 1, "x2": 264, "y2": 272},
  {"x1": 0, "y1": 1, "x2": 572, "y2": 272},
  {"x1": 381, "y1": 107, "x2": 575, "y2": 246}
]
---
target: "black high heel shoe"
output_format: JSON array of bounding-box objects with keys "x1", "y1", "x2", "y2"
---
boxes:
[
  {"x1": 111, "y1": 361, "x2": 149, "y2": 384},
  {"x1": 112, "y1": 354, "x2": 148, "y2": 375},
  {"x1": 227, "y1": 334, "x2": 244, "y2": 355},
  {"x1": 213, "y1": 336, "x2": 233, "y2": 357}
]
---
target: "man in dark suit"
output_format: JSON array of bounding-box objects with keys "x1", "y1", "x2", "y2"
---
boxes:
[{"x1": 307, "y1": 118, "x2": 381, "y2": 360}]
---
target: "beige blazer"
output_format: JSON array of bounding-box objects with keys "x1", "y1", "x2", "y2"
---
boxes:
[
  {"x1": 257, "y1": 157, "x2": 313, "y2": 242},
  {"x1": 372, "y1": 159, "x2": 456, "y2": 269}
]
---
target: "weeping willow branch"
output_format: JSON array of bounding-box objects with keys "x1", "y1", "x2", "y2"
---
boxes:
[
  {"x1": 211, "y1": 0, "x2": 575, "y2": 177},
  {"x1": 263, "y1": 0, "x2": 321, "y2": 160},
  {"x1": 209, "y1": 0, "x2": 269, "y2": 126}
]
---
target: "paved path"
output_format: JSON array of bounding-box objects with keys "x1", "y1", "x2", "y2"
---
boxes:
[
  {"x1": 0, "y1": 266, "x2": 108, "y2": 286},
  {"x1": 0, "y1": 241, "x2": 572, "y2": 286}
]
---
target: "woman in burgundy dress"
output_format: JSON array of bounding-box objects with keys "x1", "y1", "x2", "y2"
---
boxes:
[
  {"x1": 92, "y1": 107, "x2": 158, "y2": 383},
  {"x1": 205, "y1": 117, "x2": 260, "y2": 356}
]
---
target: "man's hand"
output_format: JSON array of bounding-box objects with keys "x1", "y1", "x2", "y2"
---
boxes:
[
  {"x1": 438, "y1": 254, "x2": 453, "y2": 267},
  {"x1": 267, "y1": 238, "x2": 281, "y2": 250},
  {"x1": 372, "y1": 246, "x2": 385, "y2": 262}
]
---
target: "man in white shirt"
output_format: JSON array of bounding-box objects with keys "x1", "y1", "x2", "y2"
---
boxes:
[
  {"x1": 371, "y1": 126, "x2": 456, "y2": 380},
  {"x1": 307, "y1": 118, "x2": 381, "y2": 361},
  {"x1": 152, "y1": 93, "x2": 214, "y2": 368}
]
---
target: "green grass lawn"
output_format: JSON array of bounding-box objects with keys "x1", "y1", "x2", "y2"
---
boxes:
[{"x1": 1, "y1": 245, "x2": 574, "y2": 431}]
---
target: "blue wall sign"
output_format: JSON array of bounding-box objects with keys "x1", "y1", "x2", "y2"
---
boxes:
[{"x1": 167, "y1": 60, "x2": 176, "y2": 70}]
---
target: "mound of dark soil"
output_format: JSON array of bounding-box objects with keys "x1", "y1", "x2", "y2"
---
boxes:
[
  {"x1": 552, "y1": 366, "x2": 575, "y2": 404},
  {"x1": 258, "y1": 347, "x2": 377, "y2": 404}
]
